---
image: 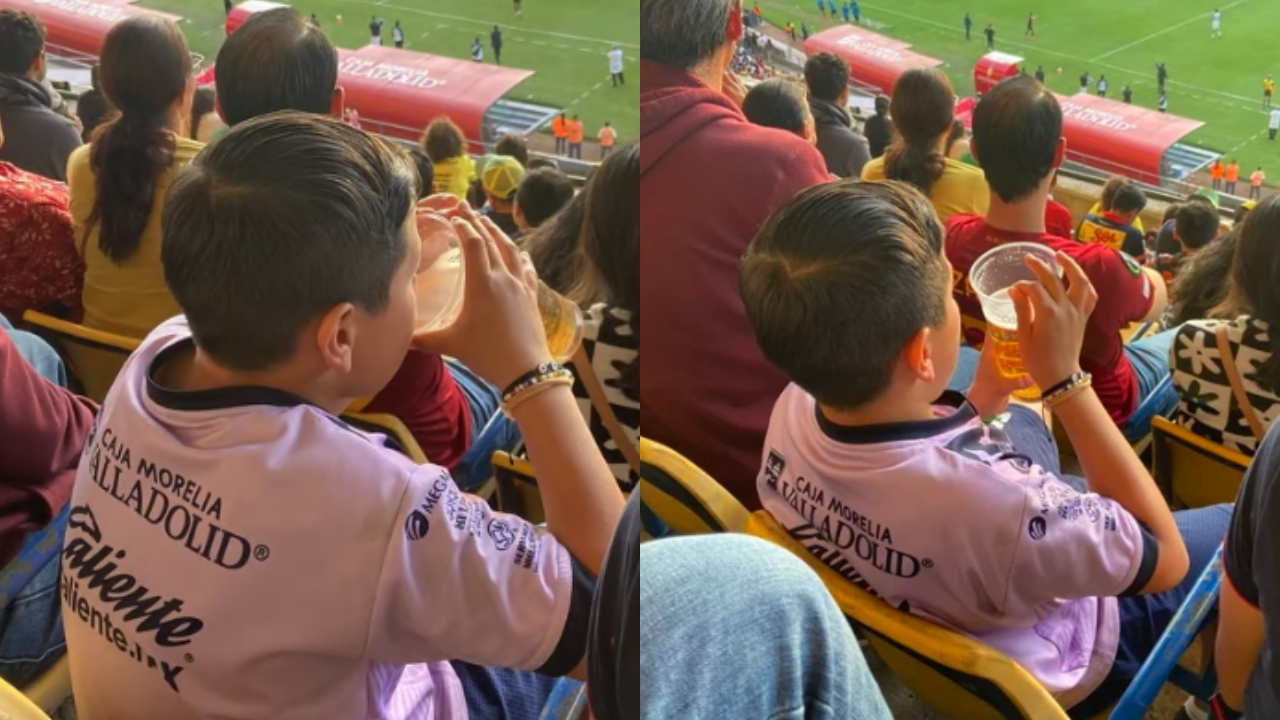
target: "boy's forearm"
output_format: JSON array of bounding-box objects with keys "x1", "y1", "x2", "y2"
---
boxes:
[{"x1": 510, "y1": 385, "x2": 625, "y2": 575}]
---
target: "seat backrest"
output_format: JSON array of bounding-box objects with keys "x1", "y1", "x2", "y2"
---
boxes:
[
  {"x1": 0, "y1": 672, "x2": 53, "y2": 720},
  {"x1": 491, "y1": 450, "x2": 546, "y2": 525},
  {"x1": 1152, "y1": 416, "x2": 1249, "y2": 509},
  {"x1": 343, "y1": 413, "x2": 428, "y2": 464},
  {"x1": 22, "y1": 310, "x2": 139, "y2": 402},
  {"x1": 638, "y1": 438, "x2": 748, "y2": 535},
  {"x1": 745, "y1": 511, "x2": 1073, "y2": 720}
]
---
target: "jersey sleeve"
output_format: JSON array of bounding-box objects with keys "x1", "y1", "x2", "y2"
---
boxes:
[
  {"x1": 1085, "y1": 249, "x2": 1154, "y2": 328},
  {"x1": 366, "y1": 466, "x2": 594, "y2": 675},
  {"x1": 1004, "y1": 476, "x2": 1157, "y2": 608}
]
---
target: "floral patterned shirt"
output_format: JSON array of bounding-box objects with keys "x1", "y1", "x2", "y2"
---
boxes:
[
  {"x1": 0, "y1": 162, "x2": 82, "y2": 322},
  {"x1": 567, "y1": 304, "x2": 639, "y2": 490},
  {"x1": 1170, "y1": 316, "x2": 1279, "y2": 455}
]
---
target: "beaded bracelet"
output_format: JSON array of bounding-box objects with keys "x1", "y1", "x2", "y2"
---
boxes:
[
  {"x1": 1041, "y1": 371, "x2": 1089, "y2": 400},
  {"x1": 1044, "y1": 373, "x2": 1093, "y2": 410},
  {"x1": 502, "y1": 362, "x2": 571, "y2": 403},
  {"x1": 502, "y1": 375, "x2": 574, "y2": 417},
  {"x1": 501, "y1": 363, "x2": 575, "y2": 416}
]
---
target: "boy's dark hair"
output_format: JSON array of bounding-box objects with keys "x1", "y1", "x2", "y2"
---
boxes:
[
  {"x1": 162, "y1": 113, "x2": 415, "y2": 371},
  {"x1": 972, "y1": 75, "x2": 1062, "y2": 203},
  {"x1": 515, "y1": 167, "x2": 575, "y2": 228},
  {"x1": 216, "y1": 8, "x2": 337, "y2": 126},
  {"x1": 407, "y1": 146, "x2": 434, "y2": 200},
  {"x1": 873, "y1": 94, "x2": 889, "y2": 115},
  {"x1": 495, "y1": 134, "x2": 529, "y2": 167},
  {"x1": 1111, "y1": 183, "x2": 1147, "y2": 214},
  {"x1": 422, "y1": 117, "x2": 466, "y2": 163},
  {"x1": 742, "y1": 78, "x2": 809, "y2": 136},
  {"x1": 1175, "y1": 202, "x2": 1219, "y2": 250},
  {"x1": 0, "y1": 10, "x2": 44, "y2": 76},
  {"x1": 803, "y1": 51, "x2": 848, "y2": 103},
  {"x1": 740, "y1": 180, "x2": 949, "y2": 409}
]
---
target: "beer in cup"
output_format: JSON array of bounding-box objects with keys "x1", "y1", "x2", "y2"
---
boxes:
[{"x1": 970, "y1": 242, "x2": 1062, "y2": 394}]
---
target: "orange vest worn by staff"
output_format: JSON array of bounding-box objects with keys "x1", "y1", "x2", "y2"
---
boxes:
[
  {"x1": 552, "y1": 116, "x2": 567, "y2": 139},
  {"x1": 1227, "y1": 163, "x2": 1241, "y2": 182},
  {"x1": 1211, "y1": 162, "x2": 1224, "y2": 181},
  {"x1": 567, "y1": 119, "x2": 584, "y2": 144},
  {"x1": 599, "y1": 125, "x2": 616, "y2": 147}
]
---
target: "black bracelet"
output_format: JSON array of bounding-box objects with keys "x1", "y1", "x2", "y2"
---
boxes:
[
  {"x1": 1210, "y1": 694, "x2": 1243, "y2": 720},
  {"x1": 1042, "y1": 371, "x2": 1089, "y2": 399},
  {"x1": 501, "y1": 362, "x2": 568, "y2": 400}
]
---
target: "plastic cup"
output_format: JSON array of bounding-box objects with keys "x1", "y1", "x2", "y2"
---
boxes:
[
  {"x1": 413, "y1": 221, "x2": 584, "y2": 363},
  {"x1": 969, "y1": 242, "x2": 1061, "y2": 392}
]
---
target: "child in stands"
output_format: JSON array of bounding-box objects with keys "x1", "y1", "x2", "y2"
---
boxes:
[
  {"x1": 741, "y1": 178, "x2": 1229, "y2": 717},
  {"x1": 62, "y1": 114, "x2": 624, "y2": 719}
]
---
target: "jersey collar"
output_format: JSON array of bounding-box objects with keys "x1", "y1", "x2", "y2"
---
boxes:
[{"x1": 814, "y1": 390, "x2": 977, "y2": 444}]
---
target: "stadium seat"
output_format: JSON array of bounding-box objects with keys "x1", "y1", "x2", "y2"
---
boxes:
[
  {"x1": 492, "y1": 450, "x2": 545, "y2": 524},
  {"x1": 745, "y1": 511, "x2": 1111, "y2": 720},
  {"x1": 23, "y1": 656, "x2": 71, "y2": 715},
  {"x1": 537, "y1": 677, "x2": 588, "y2": 720},
  {"x1": 639, "y1": 438, "x2": 748, "y2": 536},
  {"x1": 0, "y1": 672, "x2": 53, "y2": 720},
  {"x1": 1151, "y1": 416, "x2": 1250, "y2": 509},
  {"x1": 343, "y1": 413, "x2": 428, "y2": 464},
  {"x1": 22, "y1": 310, "x2": 139, "y2": 403},
  {"x1": 1109, "y1": 547, "x2": 1222, "y2": 720}
]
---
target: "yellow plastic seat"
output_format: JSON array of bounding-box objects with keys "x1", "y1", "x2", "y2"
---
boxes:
[
  {"x1": 638, "y1": 438, "x2": 748, "y2": 535},
  {"x1": 0, "y1": 676, "x2": 52, "y2": 720},
  {"x1": 23, "y1": 656, "x2": 70, "y2": 714},
  {"x1": 492, "y1": 450, "x2": 545, "y2": 524},
  {"x1": 745, "y1": 511, "x2": 1110, "y2": 720},
  {"x1": 1152, "y1": 416, "x2": 1250, "y2": 509},
  {"x1": 343, "y1": 412, "x2": 428, "y2": 464},
  {"x1": 22, "y1": 310, "x2": 139, "y2": 403}
]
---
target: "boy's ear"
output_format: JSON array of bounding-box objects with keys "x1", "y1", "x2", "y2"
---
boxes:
[
  {"x1": 316, "y1": 303, "x2": 358, "y2": 376},
  {"x1": 903, "y1": 327, "x2": 937, "y2": 384},
  {"x1": 1052, "y1": 136, "x2": 1067, "y2": 169}
]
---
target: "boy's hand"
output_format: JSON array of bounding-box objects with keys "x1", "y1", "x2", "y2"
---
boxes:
[
  {"x1": 1008, "y1": 251, "x2": 1097, "y2": 390},
  {"x1": 411, "y1": 210, "x2": 551, "y2": 390},
  {"x1": 967, "y1": 341, "x2": 1033, "y2": 420}
]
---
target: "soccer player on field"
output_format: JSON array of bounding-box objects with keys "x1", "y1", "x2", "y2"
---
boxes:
[
  {"x1": 1263, "y1": 76, "x2": 1275, "y2": 110},
  {"x1": 1211, "y1": 8, "x2": 1222, "y2": 38},
  {"x1": 1025, "y1": 12, "x2": 1035, "y2": 40},
  {"x1": 985, "y1": 22, "x2": 995, "y2": 50},
  {"x1": 1156, "y1": 62, "x2": 1168, "y2": 92},
  {"x1": 513, "y1": 0, "x2": 522, "y2": 17}
]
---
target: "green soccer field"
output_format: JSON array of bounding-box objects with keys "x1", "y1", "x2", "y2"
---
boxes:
[
  {"x1": 760, "y1": 0, "x2": 1280, "y2": 184},
  {"x1": 137, "y1": 0, "x2": 639, "y2": 142}
]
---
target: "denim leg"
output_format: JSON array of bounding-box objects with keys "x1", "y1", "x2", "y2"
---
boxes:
[
  {"x1": 0, "y1": 560, "x2": 65, "y2": 688},
  {"x1": 1122, "y1": 328, "x2": 1179, "y2": 432},
  {"x1": 1067, "y1": 503, "x2": 1232, "y2": 718},
  {"x1": 947, "y1": 346, "x2": 981, "y2": 393},
  {"x1": 1000, "y1": 405, "x2": 1063, "y2": 477},
  {"x1": 447, "y1": 359, "x2": 522, "y2": 491},
  {"x1": 451, "y1": 661, "x2": 560, "y2": 720},
  {"x1": 0, "y1": 313, "x2": 67, "y2": 388},
  {"x1": 640, "y1": 534, "x2": 892, "y2": 720}
]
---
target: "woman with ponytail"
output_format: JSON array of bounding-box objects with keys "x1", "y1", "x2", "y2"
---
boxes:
[
  {"x1": 68, "y1": 16, "x2": 197, "y2": 338},
  {"x1": 861, "y1": 67, "x2": 989, "y2": 222},
  {"x1": 1170, "y1": 196, "x2": 1280, "y2": 456}
]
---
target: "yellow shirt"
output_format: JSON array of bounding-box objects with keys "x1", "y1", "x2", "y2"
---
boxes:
[
  {"x1": 69, "y1": 136, "x2": 204, "y2": 339},
  {"x1": 861, "y1": 156, "x2": 989, "y2": 222},
  {"x1": 432, "y1": 154, "x2": 477, "y2": 200},
  {"x1": 1086, "y1": 202, "x2": 1145, "y2": 234}
]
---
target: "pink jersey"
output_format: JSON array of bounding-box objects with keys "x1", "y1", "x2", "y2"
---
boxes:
[
  {"x1": 63, "y1": 318, "x2": 588, "y2": 719},
  {"x1": 758, "y1": 385, "x2": 1156, "y2": 707}
]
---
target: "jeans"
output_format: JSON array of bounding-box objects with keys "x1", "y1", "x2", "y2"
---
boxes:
[
  {"x1": 640, "y1": 534, "x2": 892, "y2": 720},
  {"x1": 452, "y1": 661, "x2": 560, "y2": 720},
  {"x1": 1123, "y1": 328, "x2": 1179, "y2": 433},
  {"x1": 0, "y1": 560, "x2": 65, "y2": 688},
  {"x1": 568, "y1": 143, "x2": 582, "y2": 160},
  {"x1": 0, "y1": 314, "x2": 67, "y2": 388},
  {"x1": 946, "y1": 345, "x2": 981, "y2": 393},
  {"x1": 1000, "y1": 405, "x2": 1089, "y2": 492},
  {"x1": 1068, "y1": 504, "x2": 1233, "y2": 718},
  {"x1": 555, "y1": 137, "x2": 567, "y2": 155},
  {"x1": 447, "y1": 359, "x2": 522, "y2": 492}
]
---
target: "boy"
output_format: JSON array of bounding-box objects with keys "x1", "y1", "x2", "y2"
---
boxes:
[
  {"x1": 1151, "y1": 201, "x2": 1219, "y2": 283},
  {"x1": 946, "y1": 76, "x2": 1172, "y2": 430},
  {"x1": 479, "y1": 154, "x2": 524, "y2": 236},
  {"x1": 62, "y1": 114, "x2": 623, "y2": 718},
  {"x1": 742, "y1": 178, "x2": 1228, "y2": 716},
  {"x1": 514, "y1": 166, "x2": 574, "y2": 235},
  {"x1": 1076, "y1": 183, "x2": 1147, "y2": 258}
]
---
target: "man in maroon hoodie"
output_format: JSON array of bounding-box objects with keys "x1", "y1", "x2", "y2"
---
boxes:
[
  {"x1": 0, "y1": 319, "x2": 95, "y2": 685},
  {"x1": 640, "y1": 0, "x2": 830, "y2": 508}
]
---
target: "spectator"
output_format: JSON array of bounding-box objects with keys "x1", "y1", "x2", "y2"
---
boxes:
[
  {"x1": 479, "y1": 155, "x2": 524, "y2": 236},
  {"x1": 803, "y1": 52, "x2": 870, "y2": 177},
  {"x1": 1076, "y1": 183, "x2": 1148, "y2": 258},
  {"x1": 514, "y1": 166, "x2": 575, "y2": 235},
  {"x1": 523, "y1": 190, "x2": 594, "y2": 302},
  {"x1": 598, "y1": 120, "x2": 616, "y2": 158},
  {"x1": 1226, "y1": 159, "x2": 1241, "y2": 195},
  {"x1": 552, "y1": 112, "x2": 568, "y2": 156},
  {"x1": 640, "y1": 0, "x2": 829, "y2": 507},
  {"x1": 214, "y1": 7, "x2": 342, "y2": 130},
  {"x1": 567, "y1": 114, "x2": 585, "y2": 160},
  {"x1": 742, "y1": 78, "x2": 815, "y2": 144},
  {"x1": 422, "y1": 117, "x2": 476, "y2": 200},
  {"x1": 344, "y1": 104, "x2": 361, "y2": 129},
  {"x1": 863, "y1": 94, "x2": 892, "y2": 159},
  {"x1": 1250, "y1": 166, "x2": 1265, "y2": 200},
  {"x1": 0, "y1": 114, "x2": 83, "y2": 322},
  {"x1": 407, "y1": 146, "x2": 434, "y2": 200},
  {"x1": 1166, "y1": 227, "x2": 1238, "y2": 328},
  {"x1": 1171, "y1": 200, "x2": 1280, "y2": 456},
  {"x1": 0, "y1": 318, "x2": 97, "y2": 688},
  {"x1": 75, "y1": 64, "x2": 114, "y2": 143},
  {"x1": 947, "y1": 76, "x2": 1173, "y2": 429},
  {"x1": 494, "y1": 133, "x2": 529, "y2": 167},
  {"x1": 1151, "y1": 201, "x2": 1220, "y2": 283},
  {"x1": 863, "y1": 67, "x2": 988, "y2": 222},
  {"x1": 1086, "y1": 175, "x2": 1145, "y2": 237},
  {"x1": 68, "y1": 16, "x2": 197, "y2": 339},
  {"x1": 0, "y1": 10, "x2": 82, "y2": 181},
  {"x1": 68, "y1": 112, "x2": 624, "y2": 719},
  {"x1": 742, "y1": 176, "x2": 1226, "y2": 720},
  {"x1": 189, "y1": 86, "x2": 224, "y2": 143}
]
